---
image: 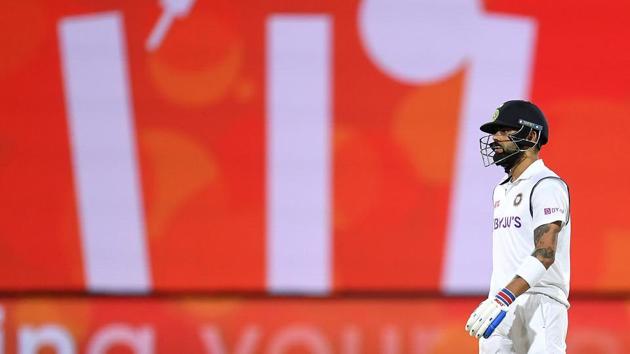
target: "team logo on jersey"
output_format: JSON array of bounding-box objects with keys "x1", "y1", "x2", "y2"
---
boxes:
[{"x1": 514, "y1": 193, "x2": 522, "y2": 206}]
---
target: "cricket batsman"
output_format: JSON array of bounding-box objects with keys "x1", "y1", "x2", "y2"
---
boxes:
[{"x1": 465, "y1": 100, "x2": 571, "y2": 353}]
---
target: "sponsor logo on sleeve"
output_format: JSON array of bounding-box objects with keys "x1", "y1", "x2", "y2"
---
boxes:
[{"x1": 544, "y1": 207, "x2": 564, "y2": 215}]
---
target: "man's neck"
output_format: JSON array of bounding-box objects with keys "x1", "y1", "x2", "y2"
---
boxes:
[{"x1": 510, "y1": 154, "x2": 538, "y2": 182}]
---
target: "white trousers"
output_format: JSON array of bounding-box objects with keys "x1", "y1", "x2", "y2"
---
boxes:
[{"x1": 479, "y1": 293, "x2": 568, "y2": 354}]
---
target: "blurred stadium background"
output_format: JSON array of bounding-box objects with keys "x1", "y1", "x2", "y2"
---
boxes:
[{"x1": 1, "y1": 0, "x2": 629, "y2": 352}]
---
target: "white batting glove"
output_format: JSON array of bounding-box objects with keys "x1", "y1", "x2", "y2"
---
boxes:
[{"x1": 465, "y1": 288, "x2": 515, "y2": 339}]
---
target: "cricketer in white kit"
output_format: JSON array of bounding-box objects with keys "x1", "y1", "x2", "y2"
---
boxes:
[{"x1": 465, "y1": 100, "x2": 571, "y2": 354}]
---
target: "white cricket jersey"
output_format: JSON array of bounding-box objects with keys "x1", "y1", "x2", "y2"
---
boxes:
[{"x1": 489, "y1": 159, "x2": 571, "y2": 307}]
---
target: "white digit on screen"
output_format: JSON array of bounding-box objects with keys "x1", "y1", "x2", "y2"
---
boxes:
[
  {"x1": 444, "y1": 15, "x2": 536, "y2": 293},
  {"x1": 359, "y1": 0, "x2": 536, "y2": 293},
  {"x1": 145, "y1": 0, "x2": 197, "y2": 51},
  {"x1": 58, "y1": 12, "x2": 152, "y2": 293},
  {"x1": 266, "y1": 15, "x2": 333, "y2": 294}
]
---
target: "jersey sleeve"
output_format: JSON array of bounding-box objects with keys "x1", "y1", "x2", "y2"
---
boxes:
[{"x1": 531, "y1": 179, "x2": 570, "y2": 229}]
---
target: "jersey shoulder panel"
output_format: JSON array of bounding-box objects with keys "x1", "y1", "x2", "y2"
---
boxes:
[{"x1": 529, "y1": 174, "x2": 571, "y2": 226}]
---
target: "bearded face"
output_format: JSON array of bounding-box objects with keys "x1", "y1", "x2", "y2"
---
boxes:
[
  {"x1": 491, "y1": 139, "x2": 519, "y2": 163},
  {"x1": 490, "y1": 136, "x2": 524, "y2": 172}
]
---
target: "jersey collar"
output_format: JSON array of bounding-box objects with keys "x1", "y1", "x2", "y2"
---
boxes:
[{"x1": 501, "y1": 159, "x2": 545, "y2": 185}]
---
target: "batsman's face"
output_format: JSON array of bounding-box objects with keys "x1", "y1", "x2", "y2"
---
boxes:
[{"x1": 492, "y1": 128, "x2": 519, "y2": 154}]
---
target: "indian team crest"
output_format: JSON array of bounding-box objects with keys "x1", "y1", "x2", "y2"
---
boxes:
[
  {"x1": 492, "y1": 102, "x2": 505, "y2": 121},
  {"x1": 514, "y1": 193, "x2": 523, "y2": 206},
  {"x1": 492, "y1": 108, "x2": 500, "y2": 121}
]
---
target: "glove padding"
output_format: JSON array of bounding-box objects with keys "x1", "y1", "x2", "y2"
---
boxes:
[{"x1": 465, "y1": 299, "x2": 507, "y2": 339}]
